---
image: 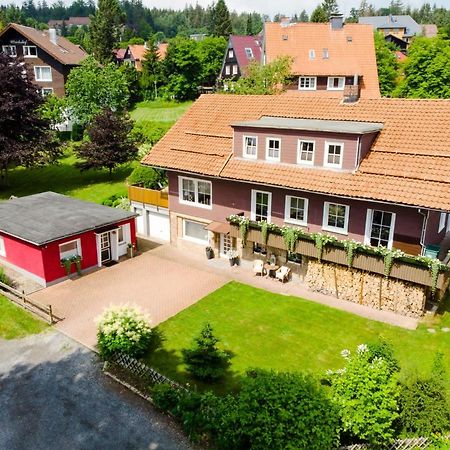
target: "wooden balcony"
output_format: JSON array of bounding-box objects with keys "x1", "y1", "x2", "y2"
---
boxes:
[{"x1": 128, "y1": 185, "x2": 169, "y2": 208}]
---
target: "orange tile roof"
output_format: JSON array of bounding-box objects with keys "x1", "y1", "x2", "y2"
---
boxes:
[
  {"x1": 0, "y1": 23, "x2": 87, "y2": 65},
  {"x1": 264, "y1": 22, "x2": 380, "y2": 99},
  {"x1": 142, "y1": 94, "x2": 450, "y2": 211},
  {"x1": 157, "y1": 43, "x2": 168, "y2": 60}
]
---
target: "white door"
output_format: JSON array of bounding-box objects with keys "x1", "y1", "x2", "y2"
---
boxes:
[
  {"x1": 148, "y1": 211, "x2": 170, "y2": 241},
  {"x1": 219, "y1": 233, "x2": 232, "y2": 258},
  {"x1": 134, "y1": 207, "x2": 145, "y2": 235},
  {"x1": 100, "y1": 232, "x2": 111, "y2": 263}
]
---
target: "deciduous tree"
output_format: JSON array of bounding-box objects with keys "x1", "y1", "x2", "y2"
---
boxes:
[{"x1": 374, "y1": 31, "x2": 399, "y2": 96}]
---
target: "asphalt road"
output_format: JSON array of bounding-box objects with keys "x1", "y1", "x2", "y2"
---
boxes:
[{"x1": 0, "y1": 330, "x2": 196, "y2": 450}]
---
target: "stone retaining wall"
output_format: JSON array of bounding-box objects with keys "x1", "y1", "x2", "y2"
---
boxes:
[{"x1": 305, "y1": 260, "x2": 427, "y2": 318}]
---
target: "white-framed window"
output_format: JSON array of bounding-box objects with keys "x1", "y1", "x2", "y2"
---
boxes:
[
  {"x1": 225, "y1": 64, "x2": 230, "y2": 75},
  {"x1": 179, "y1": 176, "x2": 212, "y2": 209},
  {"x1": 59, "y1": 239, "x2": 82, "y2": 260},
  {"x1": 34, "y1": 66, "x2": 52, "y2": 82},
  {"x1": 251, "y1": 190, "x2": 272, "y2": 222},
  {"x1": 183, "y1": 219, "x2": 208, "y2": 244},
  {"x1": 23, "y1": 45, "x2": 37, "y2": 57},
  {"x1": 2, "y1": 45, "x2": 17, "y2": 57},
  {"x1": 324, "y1": 142, "x2": 344, "y2": 168},
  {"x1": 438, "y1": 212, "x2": 447, "y2": 233},
  {"x1": 322, "y1": 48, "x2": 329, "y2": 59},
  {"x1": 118, "y1": 223, "x2": 131, "y2": 244},
  {"x1": 243, "y1": 135, "x2": 257, "y2": 159},
  {"x1": 228, "y1": 49, "x2": 234, "y2": 58},
  {"x1": 245, "y1": 47, "x2": 253, "y2": 58},
  {"x1": 297, "y1": 140, "x2": 315, "y2": 165},
  {"x1": 0, "y1": 236, "x2": 6, "y2": 257},
  {"x1": 309, "y1": 49, "x2": 315, "y2": 60},
  {"x1": 323, "y1": 202, "x2": 350, "y2": 235},
  {"x1": 232, "y1": 64, "x2": 238, "y2": 75},
  {"x1": 284, "y1": 196, "x2": 308, "y2": 226},
  {"x1": 298, "y1": 76, "x2": 317, "y2": 90},
  {"x1": 41, "y1": 87, "x2": 53, "y2": 96},
  {"x1": 327, "y1": 76, "x2": 345, "y2": 90},
  {"x1": 365, "y1": 209, "x2": 396, "y2": 248},
  {"x1": 265, "y1": 138, "x2": 281, "y2": 161}
]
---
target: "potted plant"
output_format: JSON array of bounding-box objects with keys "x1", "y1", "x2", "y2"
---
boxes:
[
  {"x1": 71, "y1": 255, "x2": 82, "y2": 276},
  {"x1": 227, "y1": 249, "x2": 240, "y2": 266},
  {"x1": 60, "y1": 257, "x2": 73, "y2": 276},
  {"x1": 127, "y1": 242, "x2": 136, "y2": 258}
]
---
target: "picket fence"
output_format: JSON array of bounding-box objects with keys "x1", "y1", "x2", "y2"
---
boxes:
[{"x1": 341, "y1": 436, "x2": 447, "y2": 450}]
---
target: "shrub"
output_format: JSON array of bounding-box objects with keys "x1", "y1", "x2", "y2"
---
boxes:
[
  {"x1": 96, "y1": 305, "x2": 152, "y2": 358},
  {"x1": 330, "y1": 344, "x2": 400, "y2": 447},
  {"x1": 0, "y1": 267, "x2": 12, "y2": 286},
  {"x1": 131, "y1": 121, "x2": 172, "y2": 145},
  {"x1": 127, "y1": 165, "x2": 167, "y2": 189},
  {"x1": 182, "y1": 323, "x2": 231, "y2": 381},
  {"x1": 209, "y1": 370, "x2": 340, "y2": 450},
  {"x1": 367, "y1": 338, "x2": 400, "y2": 375}
]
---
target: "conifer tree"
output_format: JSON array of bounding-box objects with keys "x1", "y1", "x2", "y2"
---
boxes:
[
  {"x1": 246, "y1": 13, "x2": 252, "y2": 35},
  {"x1": 322, "y1": 0, "x2": 340, "y2": 18},
  {"x1": 310, "y1": 5, "x2": 328, "y2": 23},
  {"x1": 211, "y1": 0, "x2": 232, "y2": 38}
]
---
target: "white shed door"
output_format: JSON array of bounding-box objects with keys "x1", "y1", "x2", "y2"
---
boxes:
[{"x1": 148, "y1": 211, "x2": 170, "y2": 241}]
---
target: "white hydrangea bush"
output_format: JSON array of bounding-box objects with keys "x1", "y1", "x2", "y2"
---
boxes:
[{"x1": 96, "y1": 304, "x2": 152, "y2": 358}]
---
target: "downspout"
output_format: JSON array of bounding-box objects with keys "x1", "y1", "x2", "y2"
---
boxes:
[
  {"x1": 418, "y1": 209, "x2": 429, "y2": 255},
  {"x1": 354, "y1": 135, "x2": 362, "y2": 170}
]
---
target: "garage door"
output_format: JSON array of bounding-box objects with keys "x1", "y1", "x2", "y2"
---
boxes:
[
  {"x1": 148, "y1": 211, "x2": 170, "y2": 241},
  {"x1": 134, "y1": 207, "x2": 145, "y2": 235}
]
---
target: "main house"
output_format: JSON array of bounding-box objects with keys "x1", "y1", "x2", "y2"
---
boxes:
[
  {"x1": 141, "y1": 94, "x2": 449, "y2": 259},
  {"x1": 263, "y1": 17, "x2": 380, "y2": 99},
  {"x1": 0, "y1": 192, "x2": 137, "y2": 287},
  {"x1": 0, "y1": 23, "x2": 87, "y2": 96}
]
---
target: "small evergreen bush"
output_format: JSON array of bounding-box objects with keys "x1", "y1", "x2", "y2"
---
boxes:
[
  {"x1": 182, "y1": 323, "x2": 231, "y2": 381},
  {"x1": 127, "y1": 165, "x2": 167, "y2": 189},
  {"x1": 96, "y1": 305, "x2": 152, "y2": 358}
]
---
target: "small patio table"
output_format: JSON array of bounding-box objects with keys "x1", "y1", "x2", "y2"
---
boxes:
[{"x1": 264, "y1": 263, "x2": 279, "y2": 279}]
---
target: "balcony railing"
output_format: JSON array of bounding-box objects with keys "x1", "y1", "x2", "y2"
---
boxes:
[{"x1": 128, "y1": 185, "x2": 169, "y2": 208}]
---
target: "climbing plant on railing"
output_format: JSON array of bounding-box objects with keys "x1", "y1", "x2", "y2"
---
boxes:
[
  {"x1": 418, "y1": 256, "x2": 442, "y2": 295},
  {"x1": 313, "y1": 233, "x2": 337, "y2": 262},
  {"x1": 375, "y1": 247, "x2": 406, "y2": 278},
  {"x1": 261, "y1": 221, "x2": 269, "y2": 246},
  {"x1": 281, "y1": 226, "x2": 298, "y2": 252},
  {"x1": 239, "y1": 217, "x2": 250, "y2": 247},
  {"x1": 343, "y1": 240, "x2": 362, "y2": 268}
]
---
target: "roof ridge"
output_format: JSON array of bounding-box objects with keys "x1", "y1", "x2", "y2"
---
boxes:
[
  {"x1": 170, "y1": 147, "x2": 228, "y2": 157},
  {"x1": 185, "y1": 131, "x2": 231, "y2": 139}
]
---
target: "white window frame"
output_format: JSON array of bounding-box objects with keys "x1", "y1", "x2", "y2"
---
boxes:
[
  {"x1": 322, "y1": 202, "x2": 350, "y2": 235},
  {"x1": 232, "y1": 64, "x2": 238, "y2": 75},
  {"x1": 284, "y1": 195, "x2": 308, "y2": 226},
  {"x1": 327, "y1": 76, "x2": 345, "y2": 90},
  {"x1": 322, "y1": 48, "x2": 329, "y2": 59},
  {"x1": 243, "y1": 135, "x2": 258, "y2": 159},
  {"x1": 225, "y1": 64, "x2": 230, "y2": 75},
  {"x1": 438, "y1": 212, "x2": 446, "y2": 233},
  {"x1": 265, "y1": 137, "x2": 281, "y2": 162},
  {"x1": 309, "y1": 49, "x2": 315, "y2": 59},
  {"x1": 324, "y1": 141, "x2": 344, "y2": 169},
  {"x1": 251, "y1": 189, "x2": 272, "y2": 223},
  {"x1": 182, "y1": 219, "x2": 209, "y2": 245},
  {"x1": 34, "y1": 66, "x2": 52, "y2": 82},
  {"x1": 23, "y1": 45, "x2": 37, "y2": 57},
  {"x1": 59, "y1": 238, "x2": 82, "y2": 260},
  {"x1": 41, "y1": 87, "x2": 54, "y2": 96},
  {"x1": 2, "y1": 45, "x2": 17, "y2": 57},
  {"x1": 245, "y1": 47, "x2": 253, "y2": 58},
  {"x1": 364, "y1": 209, "x2": 396, "y2": 249},
  {"x1": 178, "y1": 176, "x2": 212, "y2": 210},
  {"x1": 228, "y1": 49, "x2": 234, "y2": 58},
  {"x1": 0, "y1": 236, "x2": 6, "y2": 257},
  {"x1": 297, "y1": 139, "x2": 315, "y2": 166},
  {"x1": 298, "y1": 76, "x2": 317, "y2": 91}
]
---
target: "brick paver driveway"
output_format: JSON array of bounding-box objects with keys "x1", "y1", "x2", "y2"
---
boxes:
[{"x1": 30, "y1": 251, "x2": 227, "y2": 348}]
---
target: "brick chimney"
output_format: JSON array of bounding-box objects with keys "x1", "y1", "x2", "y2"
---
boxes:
[
  {"x1": 343, "y1": 74, "x2": 360, "y2": 103},
  {"x1": 49, "y1": 28, "x2": 57, "y2": 45}
]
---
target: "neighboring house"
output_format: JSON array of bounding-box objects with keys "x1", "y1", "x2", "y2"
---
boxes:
[
  {"x1": 122, "y1": 42, "x2": 168, "y2": 71},
  {"x1": 422, "y1": 24, "x2": 438, "y2": 38},
  {"x1": 219, "y1": 35, "x2": 262, "y2": 81},
  {"x1": 48, "y1": 17, "x2": 91, "y2": 29},
  {"x1": 263, "y1": 16, "x2": 380, "y2": 99},
  {"x1": 359, "y1": 14, "x2": 430, "y2": 47},
  {"x1": 0, "y1": 192, "x2": 137, "y2": 287},
  {"x1": 141, "y1": 94, "x2": 450, "y2": 263},
  {"x1": 0, "y1": 23, "x2": 87, "y2": 97},
  {"x1": 114, "y1": 47, "x2": 127, "y2": 64}
]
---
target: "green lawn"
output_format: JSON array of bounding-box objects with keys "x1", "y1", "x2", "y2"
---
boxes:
[
  {"x1": 130, "y1": 100, "x2": 193, "y2": 123},
  {"x1": 0, "y1": 149, "x2": 137, "y2": 204},
  {"x1": 0, "y1": 295, "x2": 48, "y2": 339},
  {"x1": 144, "y1": 281, "x2": 450, "y2": 393}
]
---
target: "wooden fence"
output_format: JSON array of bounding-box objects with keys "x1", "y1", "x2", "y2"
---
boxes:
[
  {"x1": 110, "y1": 352, "x2": 187, "y2": 391},
  {"x1": 340, "y1": 436, "x2": 448, "y2": 450},
  {"x1": 0, "y1": 281, "x2": 59, "y2": 324}
]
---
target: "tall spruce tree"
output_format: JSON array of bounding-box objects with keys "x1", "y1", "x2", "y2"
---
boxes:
[
  {"x1": 310, "y1": 5, "x2": 328, "y2": 23},
  {"x1": 89, "y1": 0, "x2": 124, "y2": 63},
  {"x1": 212, "y1": 0, "x2": 232, "y2": 38},
  {"x1": 246, "y1": 14, "x2": 252, "y2": 35},
  {"x1": 322, "y1": 0, "x2": 340, "y2": 19}
]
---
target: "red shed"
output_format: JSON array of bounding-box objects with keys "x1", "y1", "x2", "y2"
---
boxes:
[{"x1": 0, "y1": 192, "x2": 137, "y2": 286}]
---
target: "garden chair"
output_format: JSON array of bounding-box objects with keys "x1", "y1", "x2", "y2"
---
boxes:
[
  {"x1": 275, "y1": 266, "x2": 290, "y2": 283},
  {"x1": 253, "y1": 259, "x2": 265, "y2": 276}
]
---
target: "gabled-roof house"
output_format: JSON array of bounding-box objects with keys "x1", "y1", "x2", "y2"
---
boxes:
[
  {"x1": 263, "y1": 17, "x2": 380, "y2": 99},
  {"x1": 219, "y1": 35, "x2": 262, "y2": 81},
  {"x1": 48, "y1": 17, "x2": 91, "y2": 28},
  {"x1": 122, "y1": 42, "x2": 168, "y2": 71},
  {"x1": 0, "y1": 23, "x2": 87, "y2": 97},
  {"x1": 0, "y1": 192, "x2": 137, "y2": 286}
]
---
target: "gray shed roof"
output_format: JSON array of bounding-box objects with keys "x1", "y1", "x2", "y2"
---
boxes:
[
  {"x1": 358, "y1": 15, "x2": 421, "y2": 37},
  {"x1": 0, "y1": 192, "x2": 136, "y2": 246},
  {"x1": 232, "y1": 116, "x2": 384, "y2": 134}
]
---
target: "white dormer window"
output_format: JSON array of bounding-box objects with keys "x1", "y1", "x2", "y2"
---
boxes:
[
  {"x1": 298, "y1": 76, "x2": 316, "y2": 90},
  {"x1": 324, "y1": 142, "x2": 344, "y2": 168},
  {"x1": 266, "y1": 138, "x2": 281, "y2": 161},
  {"x1": 228, "y1": 49, "x2": 234, "y2": 58},
  {"x1": 327, "y1": 76, "x2": 345, "y2": 90},
  {"x1": 23, "y1": 45, "x2": 37, "y2": 57},
  {"x1": 322, "y1": 48, "x2": 329, "y2": 59},
  {"x1": 297, "y1": 140, "x2": 315, "y2": 165},
  {"x1": 245, "y1": 47, "x2": 253, "y2": 58},
  {"x1": 309, "y1": 49, "x2": 315, "y2": 60},
  {"x1": 2, "y1": 45, "x2": 16, "y2": 57},
  {"x1": 243, "y1": 136, "x2": 257, "y2": 159}
]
